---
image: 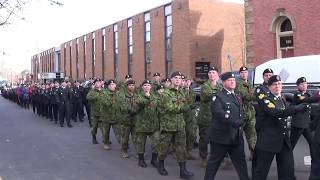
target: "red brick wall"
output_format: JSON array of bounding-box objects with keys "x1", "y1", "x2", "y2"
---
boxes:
[
  {"x1": 250, "y1": 0, "x2": 320, "y2": 66},
  {"x1": 86, "y1": 33, "x2": 93, "y2": 79},
  {"x1": 132, "y1": 14, "x2": 145, "y2": 83},
  {"x1": 60, "y1": 44, "x2": 65, "y2": 74},
  {"x1": 118, "y1": 20, "x2": 129, "y2": 81},
  {"x1": 150, "y1": 6, "x2": 166, "y2": 80},
  {"x1": 71, "y1": 39, "x2": 77, "y2": 80},
  {"x1": 105, "y1": 25, "x2": 115, "y2": 79},
  {"x1": 95, "y1": 29, "x2": 103, "y2": 79}
]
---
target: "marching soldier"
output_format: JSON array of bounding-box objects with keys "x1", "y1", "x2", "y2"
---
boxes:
[
  {"x1": 56, "y1": 81, "x2": 73, "y2": 128},
  {"x1": 118, "y1": 79, "x2": 138, "y2": 158},
  {"x1": 205, "y1": 72, "x2": 250, "y2": 180},
  {"x1": 253, "y1": 75, "x2": 308, "y2": 180},
  {"x1": 134, "y1": 79, "x2": 159, "y2": 168},
  {"x1": 291, "y1": 77, "x2": 319, "y2": 156},
  {"x1": 86, "y1": 79, "x2": 104, "y2": 144},
  {"x1": 101, "y1": 79, "x2": 122, "y2": 150},
  {"x1": 83, "y1": 79, "x2": 93, "y2": 127},
  {"x1": 182, "y1": 76, "x2": 197, "y2": 160},
  {"x1": 152, "y1": 72, "x2": 161, "y2": 93},
  {"x1": 71, "y1": 81, "x2": 85, "y2": 122},
  {"x1": 309, "y1": 100, "x2": 320, "y2": 180},
  {"x1": 49, "y1": 82, "x2": 59, "y2": 123},
  {"x1": 197, "y1": 66, "x2": 221, "y2": 167},
  {"x1": 235, "y1": 66, "x2": 257, "y2": 155},
  {"x1": 157, "y1": 71, "x2": 194, "y2": 179}
]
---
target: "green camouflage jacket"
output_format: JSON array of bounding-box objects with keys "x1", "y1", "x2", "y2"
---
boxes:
[
  {"x1": 86, "y1": 89, "x2": 103, "y2": 117},
  {"x1": 159, "y1": 87, "x2": 191, "y2": 132},
  {"x1": 101, "y1": 89, "x2": 120, "y2": 124},
  {"x1": 197, "y1": 80, "x2": 222, "y2": 126},
  {"x1": 117, "y1": 90, "x2": 139, "y2": 126},
  {"x1": 135, "y1": 92, "x2": 160, "y2": 133},
  {"x1": 181, "y1": 87, "x2": 196, "y2": 123}
]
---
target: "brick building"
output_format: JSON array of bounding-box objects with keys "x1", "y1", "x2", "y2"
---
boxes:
[
  {"x1": 32, "y1": 0, "x2": 245, "y2": 83},
  {"x1": 245, "y1": 0, "x2": 320, "y2": 66}
]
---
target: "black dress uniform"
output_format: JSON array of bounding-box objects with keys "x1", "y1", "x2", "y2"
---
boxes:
[
  {"x1": 309, "y1": 108, "x2": 320, "y2": 180},
  {"x1": 56, "y1": 86, "x2": 72, "y2": 127},
  {"x1": 83, "y1": 84, "x2": 92, "y2": 126},
  {"x1": 290, "y1": 77, "x2": 318, "y2": 156},
  {"x1": 205, "y1": 72, "x2": 250, "y2": 180},
  {"x1": 49, "y1": 87, "x2": 59, "y2": 123},
  {"x1": 253, "y1": 75, "x2": 308, "y2": 180},
  {"x1": 71, "y1": 85, "x2": 84, "y2": 122}
]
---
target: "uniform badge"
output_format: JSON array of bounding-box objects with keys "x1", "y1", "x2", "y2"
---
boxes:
[
  {"x1": 258, "y1": 94, "x2": 265, "y2": 99},
  {"x1": 267, "y1": 102, "x2": 275, "y2": 108},
  {"x1": 212, "y1": 96, "x2": 216, "y2": 102},
  {"x1": 264, "y1": 99, "x2": 270, "y2": 104},
  {"x1": 256, "y1": 88, "x2": 260, "y2": 93},
  {"x1": 299, "y1": 96, "x2": 305, "y2": 100}
]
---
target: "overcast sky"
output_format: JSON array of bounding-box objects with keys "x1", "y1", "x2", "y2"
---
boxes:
[{"x1": 0, "y1": 0, "x2": 243, "y2": 73}]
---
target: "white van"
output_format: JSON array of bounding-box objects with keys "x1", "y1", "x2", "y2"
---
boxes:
[{"x1": 254, "y1": 55, "x2": 320, "y2": 92}]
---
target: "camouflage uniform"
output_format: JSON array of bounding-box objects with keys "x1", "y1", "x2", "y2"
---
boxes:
[
  {"x1": 236, "y1": 79, "x2": 257, "y2": 151},
  {"x1": 181, "y1": 87, "x2": 197, "y2": 154},
  {"x1": 118, "y1": 90, "x2": 138, "y2": 154},
  {"x1": 197, "y1": 80, "x2": 222, "y2": 161},
  {"x1": 157, "y1": 87, "x2": 190, "y2": 162},
  {"x1": 86, "y1": 89, "x2": 104, "y2": 140},
  {"x1": 101, "y1": 89, "x2": 121, "y2": 145},
  {"x1": 135, "y1": 92, "x2": 160, "y2": 154}
]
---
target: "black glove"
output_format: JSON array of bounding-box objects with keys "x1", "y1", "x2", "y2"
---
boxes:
[
  {"x1": 293, "y1": 103, "x2": 309, "y2": 112},
  {"x1": 232, "y1": 120, "x2": 244, "y2": 128}
]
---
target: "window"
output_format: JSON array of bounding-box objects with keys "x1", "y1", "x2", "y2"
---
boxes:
[
  {"x1": 275, "y1": 17, "x2": 294, "y2": 58},
  {"x1": 144, "y1": 12, "x2": 151, "y2": 78},
  {"x1": 128, "y1": 19, "x2": 133, "y2": 75},
  {"x1": 92, "y1": 32, "x2": 96, "y2": 77},
  {"x1": 113, "y1": 24, "x2": 119, "y2": 79},
  {"x1": 76, "y1": 38, "x2": 79, "y2": 79},
  {"x1": 102, "y1": 28, "x2": 106, "y2": 79},
  {"x1": 83, "y1": 35, "x2": 87, "y2": 79},
  {"x1": 165, "y1": 4, "x2": 173, "y2": 76}
]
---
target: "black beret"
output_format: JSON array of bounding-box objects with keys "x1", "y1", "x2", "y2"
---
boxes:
[
  {"x1": 142, "y1": 79, "x2": 151, "y2": 86},
  {"x1": 296, "y1": 77, "x2": 306, "y2": 85},
  {"x1": 162, "y1": 78, "x2": 171, "y2": 83},
  {"x1": 171, "y1": 71, "x2": 182, "y2": 78},
  {"x1": 106, "y1": 79, "x2": 116, "y2": 86},
  {"x1": 239, "y1": 66, "x2": 248, "y2": 72},
  {"x1": 263, "y1": 68, "x2": 273, "y2": 75},
  {"x1": 153, "y1": 72, "x2": 160, "y2": 77},
  {"x1": 126, "y1": 79, "x2": 135, "y2": 85},
  {"x1": 125, "y1": 74, "x2": 133, "y2": 79},
  {"x1": 209, "y1": 66, "x2": 219, "y2": 72},
  {"x1": 220, "y1": 72, "x2": 235, "y2": 81},
  {"x1": 268, "y1": 75, "x2": 281, "y2": 86}
]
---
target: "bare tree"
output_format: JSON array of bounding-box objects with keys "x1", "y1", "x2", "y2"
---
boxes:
[{"x1": 0, "y1": 0, "x2": 63, "y2": 26}]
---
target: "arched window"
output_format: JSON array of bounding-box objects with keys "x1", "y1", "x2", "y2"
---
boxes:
[{"x1": 276, "y1": 17, "x2": 294, "y2": 58}]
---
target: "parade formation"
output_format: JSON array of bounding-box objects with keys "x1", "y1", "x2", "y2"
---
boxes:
[{"x1": 1, "y1": 67, "x2": 319, "y2": 180}]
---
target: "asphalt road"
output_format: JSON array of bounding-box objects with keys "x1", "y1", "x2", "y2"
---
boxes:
[{"x1": 0, "y1": 97, "x2": 310, "y2": 180}]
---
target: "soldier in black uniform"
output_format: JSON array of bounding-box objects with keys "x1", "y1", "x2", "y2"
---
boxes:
[
  {"x1": 49, "y1": 82, "x2": 60, "y2": 123},
  {"x1": 83, "y1": 79, "x2": 93, "y2": 127},
  {"x1": 31, "y1": 85, "x2": 38, "y2": 114},
  {"x1": 204, "y1": 72, "x2": 250, "y2": 180},
  {"x1": 291, "y1": 77, "x2": 319, "y2": 156},
  {"x1": 71, "y1": 81, "x2": 84, "y2": 122},
  {"x1": 253, "y1": 75, "x2": 308, "y2": 180},
  {"x1": 56, "y1": 81, "x2": 73, "y2": 127},
  {"x1": 309, "y1": 103, "x2": 320, "y2": 180}
]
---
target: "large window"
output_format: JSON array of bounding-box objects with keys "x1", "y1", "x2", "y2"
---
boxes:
[
  {"x1": 69, "y1": 41, "x2": 72, "y2": 78},
  {"x1": 113, "y1": 24, "x2": 119, "y2": 79},
  {"x1": 92, "y1": 32, "x2": 96, "y2": 77},
  {"x1": 64, "y1": 43, "x2": 66, "y2": 74},
  {"x1": 76, "y1": 38, "x2": 79, "y2": 80},
  {"x1": 128, "y1": 19, "x2": 133, "y2": 76},
  {"x1": 84, "y1": 35, "x2": 87, "y2": 79},
  {"x1": 144, "y1": 12, "x2": 151, "y2": 79},
  {"x1": 275, "y1": 17, "x2": 294, "y2": 58},
  {"x1": 165, "y1": 4, "x2": 173, "y2": 76},
  {"x1": 102, "y1": 28, "x2": 106, "y2": 79}
]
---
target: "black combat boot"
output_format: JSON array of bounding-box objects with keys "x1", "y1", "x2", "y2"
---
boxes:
[
  {"x1": 92, "y1": 135, "x2": 98, "y2": 144},
  {"x1": 157, "y1": 160, "x2": 168, "y2": 176},
  {"x1": 179, "y1": 162, "x2": 194, "y2": 179},
  {"x1": 150, "y1": 153, "x2": 158, "y2": 168},
  {"x1": 138, "y1": 154, "x2": 147, "y2": 168}
]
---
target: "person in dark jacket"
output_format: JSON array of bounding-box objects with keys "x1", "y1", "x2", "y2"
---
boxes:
[
  {"x1": 291, "y1": 77, "x2": 319, "y2": 156},
  {"x1": 253, "y1": 75, "x2": 308, "y2": 180},
  {"x1": 204, "y1": 72, "x2": 250, "y2": 180},
  {"x1": 71, "y1": 81, "x2": 85, "y2": 122},
  {"x1": 56, "y1": 81, "x2": 72, "y2": 127}
]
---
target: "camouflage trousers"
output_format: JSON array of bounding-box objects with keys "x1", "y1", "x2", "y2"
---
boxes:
[
  {"x1": 185, "y1": 113, "x2": 197, "y2": 152},
  {"x1": 91, "y1": 115, "x2": 104, "y2": 136},
  {"x1": 135, "y1": 131, "x2": 160, "y2": 154},
  {"x1": 198, "y1": 124, "x2": 209, "y2": 160},
  {"x1": 157, "y1": 130, "x2": 187, "y2": 163},
  {"x1": 243, "y1": 117, "x2": 257, "y2": 151},
  {"x1": 102, "y1": 122, "x2": 121, "y2": 145},
  {"x1": 121, "y1": 124, "x2": 136, "y2": 151}
]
